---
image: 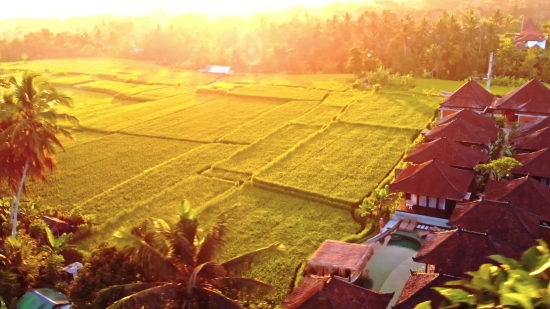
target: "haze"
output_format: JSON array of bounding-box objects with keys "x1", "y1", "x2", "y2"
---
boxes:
[{"x1": 1, "y1": 0, "x2": 363, "y2": 19}]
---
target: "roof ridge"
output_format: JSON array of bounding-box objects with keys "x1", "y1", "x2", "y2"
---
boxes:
[
  {"x1": 434, "y1": 161, "x2": 462, "y2": 198},
  {"x1": 508, "y1": 204, "x2": 540, "y2": 238},
  {"x1": 396, "y1": 273, "x2": 440, "y2": 306}
]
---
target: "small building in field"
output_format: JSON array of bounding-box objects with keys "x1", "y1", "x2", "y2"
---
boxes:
[
  {"x1": 490, "y1": 79, "x2": 550, "y2": 123},
  {"x1": 282, "y1": 275, "x2": 394, "y2": 309},
  {"x1": 437, "y1": 109, "x2": 498, "y2": 135},
  {"x1": 514, "y1": 18, "x2": 548, "y2": 50},
  {"x1": 404, "y1": 137, "x2": 489, "y2": 169},
  {"x1": 439, "y1": 80, "x2": 495, "y2": 117},
  {"x1": 424, "y1": 118, "x2": 496, "y2": 148},
  {"x1": 412, "y1": 229, "x2": 524, "y2": 278},
  {"x1": 447, "y1": 199, "x2": 539, "y2": 248},
  {"x1": 305, "y1": 240, "x2": 374, "y2": 283},
  {"x1": 513, "y1": 148, "x2": 550, "y2": 185},
  {"x1": 198, "y1": 65, "x2": 233, "y2": 75},
  {"x1": 484, "y1": 176, "x2": 550, "y2": 222},
  {"x1": 389, "y1": 160, "x2": 475, "y2": 219},
  {"x1": 510, "y1": 126, "x2": 550, "y2": 152},
  {"x1": 393, "y1": 273, "x2": 459, "y2": 309}
]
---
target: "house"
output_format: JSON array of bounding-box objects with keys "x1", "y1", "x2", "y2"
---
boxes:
[
  {"x1": 198, "y1": 65, "x2": 232, "y2": 75},
  {"x1": 514, "y1": 18, "x2": 547, "y2": 50},
  {"x1": 447, "y1": 199, "x2": 539, "y2": 248},
  {"x1": 41, "y1": 216, "x2": 70, "y2": 236},
  {"x1": 389, "y1": 160, "x2": 475, "y2": 219},
  {"x1": 16, "y1": 288, "x2": 71, "y2": 309},
  {"x1": 513, "y1": 148, "x2": 550, "y2": 185},
  {"x1": 484, "y1": 176, "x2": 550, "y2": 222},
  {"x1": 510, "y1": 126, "x2": 550, "y2": 152},
  {"x1": 424, "y1": 119, "x2": 496, "y2": 148},
  {"x1": 305, "y1": 240, "x2": 374, "y2": 283},
  {"x1": 282, "y1": 276, "x2": 394, "y2": 309},
  {"x1": 437, "y1": 109, "x2": 498, "y2": 135},
  {"x1": 439, "y1": 80, "x2": 495, "y2": 117},
  {"x1": 491, "y1": 79, "x2": 550, "y2": 123},
  {"x1": 412, "y1": 229, "x2": 524, "y2": 278},
  {"x1": 393, "y1": 273, "x2": 459, "y2": 309},
  {"x1": 514, "y1": 116, "x2": 550, "y2": 138},
  {"x1": 404, "y1": 137, "x2": 489, "y2": 169}
]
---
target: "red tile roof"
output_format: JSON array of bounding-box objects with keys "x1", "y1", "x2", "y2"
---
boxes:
[
  {"x1": 448, "y1": 199, "x2": 539, "y2": 247},
  {"x1": 484, "y1": 176, "x2": 550, "y2": 221},
  {"x1": 513, "y1": 148, "x2": 550, "y2": 178},
  {"x1": 413, "y1": 229, "x2": 524, "y2": 278},
  {"x1": 394, "y1": 273, "x2": 460, "y2": 309},
  {"x1": 440, "y1": 81, "x2": 495, "y2": 110},
  {"x1": 426, "y1": 119, "x2": 496, "y2": 146},
  {"x1": 389, "y1": 160, "x2": 474, "y2": 201},
  {"x1": 493, "y1": 79, "x2": 550, "y2": 114},
  {"x1": 437, "y1": 109, "x2": 498, "y2": 135},
  {"x1": 516, "y1": 33, "x2": 547, "y2": 42},
  {"x1": 282, "y1": 276, "x2": 394, "y2": 309},
  {"x1": 511, "y1": 126, "x2": 550, "y2": 151},
  {"x1": 520, "y1": 18, "x2": 544, "y2": 37},
  {"x1": 405, "y1": 138, "x2": 489, "y2": 169},
  {"x1": 514, "y1": 117, "x2": 550, "y2": 138}
]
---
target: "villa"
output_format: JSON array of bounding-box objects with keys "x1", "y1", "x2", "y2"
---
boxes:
[
  {"x1": 510, "y1": 126, "x2": 550, "y2": 152},
  {"x1": 403, "y1": 137, "x2": 488, "y2": 169},
  {"x1": 513, "y1": 116, "x2": 550, "y2": 138},
  {"x1": 513, "y1": 148, "x2": 550, "y2": 186},
  {"x1": 438, "y1": 80, "x2": 495, "y2": 118},
  {"x1": 437, "y1": 109, "x2": 498, "y2": 135},
  {"x1": 393, "y1": 273, "x2": 460, "y2": 309},
  {"x1": 490, "y1": 79, "x2": 550, "y2": 123},
  {"x1": 514, "y1": 18, "x2": 547, "y2": 50},
  {"x1": 424, "y1": 118, "x2": 496, "y2": 148}
]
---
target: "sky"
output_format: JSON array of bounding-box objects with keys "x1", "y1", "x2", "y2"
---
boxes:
[{"x1": 1, "y1": 0, "x2": 360, "y2": 20}]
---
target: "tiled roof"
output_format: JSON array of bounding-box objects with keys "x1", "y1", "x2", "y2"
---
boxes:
[
  {"x1": 404, "y1": 137, "x2": 489, "y2": 169},
  {"x1": 282, "y1": 276, "x2": 394, "y2": 309},
  {"x1": 521, "y1": 18, "x2": 544, "y2": 37},
  {"x1": 511, "y1": 126, "x2": 550, "y2": 151},
  {"x1": 493, "y1": 79, "x2": 550, "y2": 114},
  {"x1": 394, "y1": 273, "x2": 460, "y2": 309},
  {"x1": 389, "y1": 160, "x2": 474, "y2": 201},
  {"x1": 514, "y1": 117, "x2": 550, "y2": 138},
  {"x1": 484, "y1": 176, "x2": 550, "y2": 221},
  {"x1": 448, "y1": 199, "x2": 539, "y2": 247},
  {"x1": 516, "y1": 33, "x2": 547, "y2": 42},
  {"x1": 426, "y1": 119, "x2": 496, "y2": 146},
  {"x1": 513, "y1": 148, "x2": 550, "y2": 178},
  {"x1": 440, "y1": 81, "x2": 495, "y2": 110},
  {"x1": 437, "y1": 109, "x2": 498, "y2": 135},
  {"x1": 413, "y1": 229, "x2": 524, "y2": 278}
]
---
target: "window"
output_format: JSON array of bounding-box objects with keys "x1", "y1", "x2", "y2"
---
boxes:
[
  {"x1": 411, "y1": 194, "x2": 418, "y2": 205},
  {"x1": 438, "y1": 198, "x2": 446, "y2": 210},
  {"x1": 419, "y1": 196, "x2": 427, "y2": 207},
  {"x1": 542, "y1": 178, "x2": 550, "y2": 186},
  {"x1": 428, "y1": 197, "x2": 438, "y2": 208}
]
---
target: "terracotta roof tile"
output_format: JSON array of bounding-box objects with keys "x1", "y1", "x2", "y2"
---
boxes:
[
  {"x1": 514, "y1": 117, "x2": 550, "y2": 138},
  {"x1": 511, "y1": 126, "x2": 550, "y2": 151},
  {"x1": 426, "y1": 119, "x2": 496, "y2": 146},
  {"x1": 437, "y1": 109, "x2": 498, "y2": 135},
  {"x1": 394, "y1": 273, "x2": 459, "y2": 309},
  {"x1": 520, "y1": 18, "x2": 544, "y2": 37},
  {"x1": 494, "y1": 79, "x2": 550, "y2": 114},
  {"x1": 389, "y1": 160, "x2": 475, "y2": 201},
  {"x1": 440, "y1": 81, "x2": 495, "y2": 110},
  {"x1": 513, "y1": 148, "x2": 550, "y2": 178},
  {"x1": 405, "y1": 138, "x2": 489, "y2": 169},
  {"x1": 484, "y1": 176, "x2": 550, "y2": 221},
  {"x1": 448, "y1": 199, "x2": 539, "y2": 247},
  {"x1": 283, "y1": 276, "x2": 394, "y2": 309}
]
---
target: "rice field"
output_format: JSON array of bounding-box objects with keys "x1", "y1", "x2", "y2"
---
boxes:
[
  {"x1": 292, "y1": 104, "x2": 344, "y2": 125},
  {"x1": 77, "y1": 80, "x2": 142, "y2": 95},
  {"x1": 229, "y1": 85, "x2": 328, "y2": 101},
  {"x1": 222, "y1": 73, "x2": 354, "y2": 91},
  {"x1": 50, "y1": 75, "x2": 97, "y2": 86}
]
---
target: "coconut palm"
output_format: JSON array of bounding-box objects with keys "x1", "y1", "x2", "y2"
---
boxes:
[
  {"x1": 0, "y1": 72, "x2": 78, "y2": 238},
  {"x1": 92, "y1": 201, "x2": 286, "y2": 309}
]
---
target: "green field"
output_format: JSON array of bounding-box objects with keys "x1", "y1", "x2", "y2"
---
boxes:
[{"x1": 3, "y1": 58, "x2": 514, "y2": 303}]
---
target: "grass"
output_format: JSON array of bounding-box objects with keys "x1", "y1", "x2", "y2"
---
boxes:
[
  {"x1": 26, "y1": 134, "x2": 201, "y2": 209},
  {"x1": 229, "y1": 85, "x2": 328, "y2": 101},
  {"x1": 339, "y1": 92, "x2": 440, "y2": 129},
  {"x1": 196, "y1": 185, "x2": 357, "y2": 302},
  {"x1": 219, "y1": 100, "x2": 321, "y2": 144},
  {"x1": 50, "y1": 75, "x2": 97, "y2": 86},
  {"x1": 255, "y1": 122, "x2": 418, "y2": 204},
  {"x1": 222, "y1": 73, "x2": 354, "y2": 91},
  {"x1": 413, "y1": 78, "x2": 514, "y2": 96},
  {"x1": 122, "y1": 96, "x2": 286, "y2": 142},
  {"x1": 212, "y1": 124, "x2": 322, "y2": 178},
  {"x1": 322, "y1": 91, "x2": 368, "y2": 107},
  {"x1": 291, "y1": 104, "x2": 344, "y2": 126}
]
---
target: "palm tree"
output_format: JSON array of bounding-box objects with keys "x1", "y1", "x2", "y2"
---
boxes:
[
  {"x1": 92, "y1": 201, "x2": 286, "y2": 309},
  {"x1": 0, "y1": 72, "x2": 78, "y2": 238}
]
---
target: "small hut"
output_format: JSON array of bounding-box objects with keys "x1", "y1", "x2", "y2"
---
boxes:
[{"x1": 305, "y1": 240, "x2": 374, "y2": 283}]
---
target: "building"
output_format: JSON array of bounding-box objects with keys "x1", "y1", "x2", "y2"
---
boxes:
[
  {"x1": 513, "y1": 148, "x2": 550, "y2": 185},
  {"x1": 514, "y1": 18, "x2": 547, "y2": 50},
  {"x1": 412, "y1": 229, "x2": 524, "y2": 278},
  {"x1": 510, "y1": 126, "x2": 550, "y2": 152},
  {"x1": 424, "y1": 119, "x2": 496, "y2": 148},
  {"x1": 393, "y1": 273, "x2": 459, "y2": 309},
  {"x1": 439, "y1": 80, "x2": 495, "y2": 118},
  {"x1": 198, "y1": 65, "x2": 233, "y2": 75},
  {"x1": 389, "y1": 160, "x2": 475, "y2": 219},
  {"x1": 404, "y1": 137, "x2": 489, "y2": 169},
  {"x1": 491, "y1": 79, "x2": 550, "y2": 123},
  {"x1": 447, "y1": 199, "x2": 539, "y2": 248},
  {"x1": 437, "y1": 109, "x2": 498, "y2": 135},
  {"x1": 513, "y1": 116, "x2": 550, "y2": 139},
  {"x1": 282, "y1": 276, "x2": 394, "y2": 309}
]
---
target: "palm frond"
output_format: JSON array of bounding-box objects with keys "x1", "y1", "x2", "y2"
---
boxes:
[
  {"x1": 221, "y1": 243, "x2": 287, "y2": 277},
  {"x1": 196, "y1": 213, "x2": 229, "y2": 266},
  {"x1": 212, "y1": 277, "x2": 275, "y2": 300},
  {"x1": 187, "y1": 262, "x2": 225, "y2": 296},
  {"x1": 194, "y1": 286, "x2": 244, "y2": 309},
  {"x1": 44, "y1": 225, "x2": 56, "y2": 248},
  {"x1": 112, "y1": 228, "x2": 179, "y2": 282},
  {"x1": 144, "y1": 218, "x2": 174, "y2": 257},
  {"x1": 92, "y1": 282, "x2": 170, "y2": 309},
  {"x1": 174, "y1": 200, "x2": 199, "y2": 245},
  {"x1": 172, "y1": 230, "x2": 196, "y2": 266}
]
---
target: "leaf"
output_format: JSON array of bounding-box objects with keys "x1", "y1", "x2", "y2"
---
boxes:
[
  {"x1": 44, "y1": 225, "x2": 55, "y2": 248},
  {"x1": 103, "y1": 283, "x2": 182, "y2": 309},
  {"x1": 212, "y1": 277, "x2": 275, "y2": 300},
  {"x1": 92, "y1": 282, "x2": 166, "y2": 309},
  {"x1": 435, "y1": 287, "x2": 475, "y2": 305},
  {"x1": 187, "y1": 262, "x2": 225, "y2": 296},
  {"x1": 530, "y1": 259, "x2": 550, "y2": 276},
  {"x1": 194, "y1": 286, "x2": 244, "y2": 309},
  {"x1": 196, "y1": 213, "x2": 229, "y2": 266},
  {"x1": 221, "y1": 243, "x2": 287, "y2": 277},
  {"x1": 501, "y1": 292, "x2": 534, "y2": 309},
  {"x1": 413, "y1": 301, "x2": 432, "y2": 309},
  {"x1": 522, "y1": 247, "x2": 540, "y2": 272}
]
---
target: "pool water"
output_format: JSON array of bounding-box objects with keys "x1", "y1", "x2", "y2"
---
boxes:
[{"x1": 361, "y1": 233, "x2": 424, "y2": 307}]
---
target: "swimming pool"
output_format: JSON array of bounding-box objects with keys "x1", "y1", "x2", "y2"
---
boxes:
[{"x1": 361, "y1": 232, "x2": 424, "y2": 307}]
